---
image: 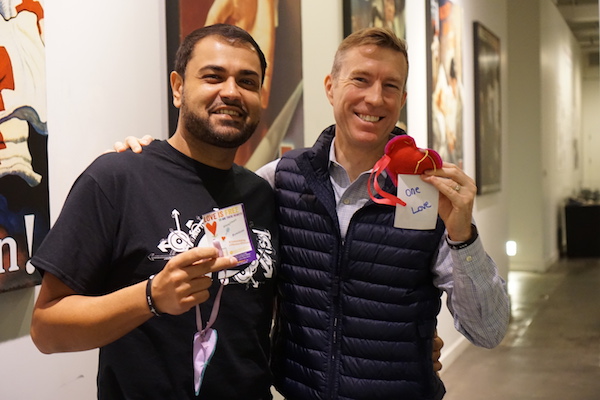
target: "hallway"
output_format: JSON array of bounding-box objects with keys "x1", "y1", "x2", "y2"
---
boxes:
[{"x1": 441, "y1": 258, "x2": 600, "y2": 399}]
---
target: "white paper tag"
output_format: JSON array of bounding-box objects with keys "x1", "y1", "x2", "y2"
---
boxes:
[
  {"x1": 202, "y1": 203, "x2": 257, "y2": 265},
  {"x1": 394, "y1": 174, "x2": 439, "y2": 230}
]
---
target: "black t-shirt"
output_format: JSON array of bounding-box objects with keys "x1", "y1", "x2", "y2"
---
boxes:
[{"x1": 32, "y1": 140, "x2": 278, "y2": 400}]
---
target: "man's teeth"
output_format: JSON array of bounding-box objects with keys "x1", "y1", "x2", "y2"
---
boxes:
[
  {"x1": 358, "y1": 114, "x2": 380, "y2": 122},
  {"x1": 216, "y1": 109, "x2": 240, "y2": 116}
]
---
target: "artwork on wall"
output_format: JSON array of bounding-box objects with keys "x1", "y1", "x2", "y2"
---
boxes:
[
  {"x1": 473, "y1": 21, "x2": 501, "y2": 195},
  {"x1": 343, "y1": 0, "x2": 407, "y2": 129},
  {"x1": 0, "y1": 0, "x2": 48, "y2": 293},
  {"x1": 165, "y1": 0, "x2": 304, "y2": 171},
  {"x1": 343, "y1": 0, "x2": 406, "y2": 40},
  {"x1": 427, "y1": 0, "x2": 464, "y2": 168}
]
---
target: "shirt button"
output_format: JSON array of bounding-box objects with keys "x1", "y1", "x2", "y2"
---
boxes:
[
  {"x1": 466, "y1": 256, "x2": 473, "y2": 262},
  {"x1": 343, "y1": 199, "x2": 350, "y2": 205}
]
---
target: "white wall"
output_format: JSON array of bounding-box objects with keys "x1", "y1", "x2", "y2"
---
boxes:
[
  {"x1": 506, "y1": 0, "x2": 545, "y2": 272},
  {"x1": 300, "y1": 1, "x2": 340, "y2": 146},
  {"x1": 586, "y1": 2, "x2": 600, "y2": 187},
  {"x1": 540, "y1": 0, "x2": 582, "y2": 262},
  {"x1": 582, "y1": 76, "x2": 600, "y2": 188},
  {"x1": 507, "y1": 0, "x2": 584, "y2": 272},
  {"x1": 45, "y1": 1, "x2": 170, "y2": 216}
]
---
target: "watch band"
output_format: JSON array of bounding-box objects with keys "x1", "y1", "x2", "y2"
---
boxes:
[{"x1": 446, "y1": 224, "x2": 478, "y2": 250}]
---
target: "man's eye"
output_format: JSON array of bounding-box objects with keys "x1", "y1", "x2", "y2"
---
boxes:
[
  {"x1": 203, "y1": 74, "x2": 222, "y2": 81},
  {"x1": 240, "y1": 79, "x2": 259, "y2": 89}
]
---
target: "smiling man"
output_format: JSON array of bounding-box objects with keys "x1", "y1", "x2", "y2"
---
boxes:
[
  {"x1": 258, "y1": 27, "x2": 510, "y2": 400},
  {"x1": 30, "y1": 24, "x2": 278, "y2": 400}
]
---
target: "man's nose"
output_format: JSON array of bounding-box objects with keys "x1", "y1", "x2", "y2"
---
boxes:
[
  {"x1": 364, "y1": 83, "x2": 384, "y2": 106},
  {"x1": 220, "y1": 77, "x2": 241, "y2": 99}
]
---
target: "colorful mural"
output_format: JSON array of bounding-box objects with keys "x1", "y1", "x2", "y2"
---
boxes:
[{"x1": 0, "y1": 0, "x2": 48, "y2": 292}]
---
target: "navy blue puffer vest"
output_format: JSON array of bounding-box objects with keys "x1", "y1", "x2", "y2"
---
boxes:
[{"x1": 271, "y1": 125, "x2": 446, "y2": 400}]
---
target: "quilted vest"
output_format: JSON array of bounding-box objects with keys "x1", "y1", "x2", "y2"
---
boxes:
[{"x1": 271, "y1": 125, "x2": 446, "y2": 400}]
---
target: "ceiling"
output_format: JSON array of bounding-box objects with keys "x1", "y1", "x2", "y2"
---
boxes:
[{"x1": 554, "y1": 0, "x2": 599, "y2": 63}]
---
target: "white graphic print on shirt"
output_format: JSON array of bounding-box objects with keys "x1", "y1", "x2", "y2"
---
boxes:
[{"x1": 148, "y1": 208, "x2": 273, "y2": 288}]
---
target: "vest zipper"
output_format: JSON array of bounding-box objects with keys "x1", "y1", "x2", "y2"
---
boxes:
[{"x1": 327, "y1": 225, "x2": 355, "y2": 400}]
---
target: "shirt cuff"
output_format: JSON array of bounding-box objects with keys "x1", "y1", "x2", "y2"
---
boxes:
[{"x1": 446, "y1": 224, "x2": 478, "y2": 250}]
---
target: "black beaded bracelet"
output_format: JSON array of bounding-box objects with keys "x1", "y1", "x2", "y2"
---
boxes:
[
  {"x1": 446, "y1": 224, "x2": 479, "y2": 250},
  {"x1": 146, "y1": 274, "x2": 163, "y2": 317}
]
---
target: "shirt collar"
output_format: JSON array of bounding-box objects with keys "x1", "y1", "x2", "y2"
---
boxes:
[{"x1": 328, "y1": 137, "x2": 388, "y2": 180}]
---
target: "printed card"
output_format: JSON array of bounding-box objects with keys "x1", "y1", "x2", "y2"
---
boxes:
[
  {"x1": 202, "y1": 203, "x2": 256, "y2": 266},
  {"x1": 394, "y1": 174, "x2": 439, "y2": 230}
]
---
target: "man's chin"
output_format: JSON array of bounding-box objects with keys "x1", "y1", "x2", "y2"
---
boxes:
[
  {"x1": 351, "y1": 127, "x2": 387, "y2": 141},
  {"x1": 209, "y1": 128, "x2": 255, "y2": 148}
]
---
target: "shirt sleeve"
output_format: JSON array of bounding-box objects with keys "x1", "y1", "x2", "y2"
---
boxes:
[
  {"x1": 30, "y1": 170, "x2": 118, "y2": 295},
  {"x1": 255, "y1": 159, "x2": 279, "y2": 189},
  {"x1": 432, "y1": 229, "x2": 510, "y2": 348}
]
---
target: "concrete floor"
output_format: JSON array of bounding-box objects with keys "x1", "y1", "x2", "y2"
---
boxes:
[{"x1": 440, "y1": 258, "x2": 600, "y2": 400}]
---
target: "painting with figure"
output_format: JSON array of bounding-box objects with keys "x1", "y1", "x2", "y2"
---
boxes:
[
  {"x1": 474, "y1": 22, "x2": 501, "y2": 195},
  {"x1": 343, "y1": 0, "x2": 407, "y2": 129},
  {"x1": 0, "y1": 0, "x2": 49, "y2": 293},
  {"x1": 165, "y1": 0, "x2": 304, "y2": 171},
  {"x1": 427, "y1": 0, "x2": 464, "y2": 168},
  {"x1": 343, "y1": 0, "x2": 406, "y2": 40}
]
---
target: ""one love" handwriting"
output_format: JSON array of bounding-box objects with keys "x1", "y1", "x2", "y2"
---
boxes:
[{"x1": 411, "y1": 201, "x2": 431, "y2": 214}]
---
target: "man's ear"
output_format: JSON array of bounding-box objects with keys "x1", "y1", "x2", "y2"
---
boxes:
[
  {"x1": 170, "y1": 71, "x2": 183, "y2": 109},
  {"x1": 324, "y1": 74, "x2": 334, "y2": 106}
]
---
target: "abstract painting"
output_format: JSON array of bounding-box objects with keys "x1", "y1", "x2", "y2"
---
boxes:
[{"x1": 0, "y1": 0, "x2": 48, "y2": 293}]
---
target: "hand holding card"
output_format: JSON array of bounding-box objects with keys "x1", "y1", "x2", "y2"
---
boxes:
[{"x1": 202, "y1": 204, "x2": 257, "y2": 266}]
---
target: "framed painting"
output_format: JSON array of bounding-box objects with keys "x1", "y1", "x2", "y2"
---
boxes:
[
  {"x1": 473, "y1": 21, "x2": 501, "y2": 195},
  {"x1": 165, "y1": 0, "x2": 304, "y2": 171},
  {"x1": 427, "y1": 0, "x2": 464, "y2": 168},
  {"x1": 0, "y1": 0, "x2": 48, "y2": 293},
  {"x1": 342, "y1": 0, "x2": 407, "y2": 129},
  {"x1": 343, "y1": 0, "x2": 406, "y2": 40}
]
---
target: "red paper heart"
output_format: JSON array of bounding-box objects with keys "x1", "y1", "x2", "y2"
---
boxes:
[
  {"x1": 368, "y1": 135, "x2": 444, "y2": 206},
  {"x1": 384, "y1": 135, "x2": 443, "y2": 175},
  {"x1": 206, "y1": 221, "x2": 217, "y2": 236}
]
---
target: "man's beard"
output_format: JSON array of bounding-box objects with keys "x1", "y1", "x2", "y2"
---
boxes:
[{"x1": 181, "y1": 100, "x2": 259, "y2": 149}]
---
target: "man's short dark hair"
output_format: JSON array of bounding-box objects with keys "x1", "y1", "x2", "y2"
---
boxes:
[{"x1": 174, "y1": 23, "x2": 267, "y2": 84}]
